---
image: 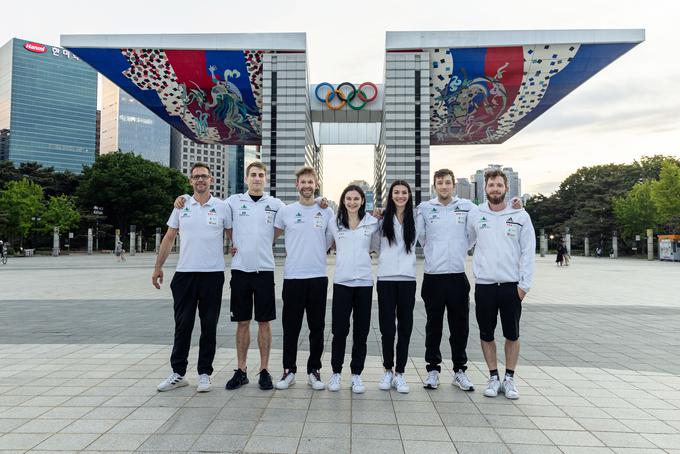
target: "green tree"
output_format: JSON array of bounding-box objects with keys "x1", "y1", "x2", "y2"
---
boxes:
[
  {"x1": 636, "y1": 155, "x2": 680, "y2": 181},
  {"x1": 651, "y1": 162, "x2": 680, "y2": 232},
  {"x1": 41, "y1": 195, "x2": 81, "y2": 234},
  {"x1": 0, "y1": 161, "x2": 21, "y2": 188},
  {"x1": 0, "y1": 178, "x2": 44, "y2": 244},
  {"x1": 76, "y1": 153, "x2": 191, "y2": 239},
  {"x1": 613, "y1": 181, "x2": 657, "y2": 238},
  {"x1": 538, "y1": 163, "x2": 641, "y2": 241}
]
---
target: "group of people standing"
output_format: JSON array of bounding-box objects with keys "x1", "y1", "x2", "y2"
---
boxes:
[{"x1": 151, "y1": 160, "x2": 535, "y2": 400}]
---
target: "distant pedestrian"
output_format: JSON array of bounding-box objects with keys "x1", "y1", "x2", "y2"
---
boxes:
[
  {"x1": 556, "y1": 243, "x2": 566, "y2": 266},
  {"x1": 115, "y1": 240, "x2": 126, "y2": 262}
]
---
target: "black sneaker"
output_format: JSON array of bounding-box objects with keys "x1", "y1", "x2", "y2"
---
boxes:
[
  {"x1": 258, "y1": 369, "x2": 274, "y2": 390},
  {"x1": 225, "y1": 369, "x2": 249, "y2": 390}
]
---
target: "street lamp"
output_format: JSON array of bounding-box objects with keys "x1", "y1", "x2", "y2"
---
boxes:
[
  {"x1": 30, "y1": 216, "x2": 41, "y2": 248},
  {"x1": 93, "y1": 206, "x2": 104, "y2": 251}
]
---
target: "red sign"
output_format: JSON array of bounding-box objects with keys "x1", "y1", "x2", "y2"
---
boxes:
[{"x1": 24, "y1": 42, "x2": 46, "y2": 53}]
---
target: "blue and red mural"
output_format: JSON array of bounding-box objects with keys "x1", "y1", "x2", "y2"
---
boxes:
[
  {"x1": 68, "y1": 48, "x2": 264, "y2": 144},
  {"x1": 428, "y1": 42, "x2": 637, "y2": 145}
]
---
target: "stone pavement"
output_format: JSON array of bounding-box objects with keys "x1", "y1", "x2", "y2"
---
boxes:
[{"x1": 0, "y1": 254, "x2": 679, "y2": 453}]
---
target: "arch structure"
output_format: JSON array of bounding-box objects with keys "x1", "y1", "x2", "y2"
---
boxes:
[{"x1": 61, "y1": 29, "x2": 644, "y2": 205}]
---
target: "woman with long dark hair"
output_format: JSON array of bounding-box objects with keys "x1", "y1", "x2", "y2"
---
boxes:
[
  {"x1": 375, "y1": 180, "x2": 418, "y2": 393},
  {"x1": 325, "y1": 184, "x2": 379, "y2": 393}
]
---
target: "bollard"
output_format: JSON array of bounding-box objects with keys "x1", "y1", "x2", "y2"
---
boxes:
[
  {"x1": 129, "y1": 225, "x2": 136, "y2": 257},
  {"x1": 137, "y1": 234, "x2": 142, "y2": 254},
  {"x1": 647, "y1": 229, "x2": 654, "y2": 260},
  {"x1": 584, "y1": 237, "x2": 589, "y2": 257},
  {"x1": 155, "y1": 228, "x2": 161, "y2": 254},
  {"x1": 52, "y1": 227, "x2": 60, "y2": 256},
  {"x1": 87, "y1": 228, "x2": 93, "y2": 255},
  {"x1": 612, "y1": 235, "x2": 618, "y2": 258},
  {"x1": 565, "y1": 233, "x2": 571, "y2": 256},
  {"x1": 539, "y1": 229, "x2": 547, "y2": 257}
]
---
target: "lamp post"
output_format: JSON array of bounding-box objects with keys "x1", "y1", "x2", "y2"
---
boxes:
[
  {"x1": 30, "y1": 216, "x2": 41, "y2": 249},
  {"x1": 93, "y1": 206, "x2": 104, "y2": 251}
]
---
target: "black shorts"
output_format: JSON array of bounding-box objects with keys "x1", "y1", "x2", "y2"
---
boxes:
[
  {"x1": 474, "y1": 283, "x2": 522, "y2": 342},
  {"x1": 230, "y1": 270, "x2": 276, "y2": 322}
]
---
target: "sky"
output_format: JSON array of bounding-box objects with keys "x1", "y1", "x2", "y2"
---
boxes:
[{"x1": 2, "y1": 0, "x2": 679, "y2": 200}]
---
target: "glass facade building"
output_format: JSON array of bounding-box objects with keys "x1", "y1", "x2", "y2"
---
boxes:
[
  {"x1": 0, "y1": 38, "x2": 97, "y2": 172},
  {"x1": 227, "y1": 145, "x2": 259, "y2": 196},
  {"x1": 100, "y1": 77, "x2": 170, "y2": 165}
]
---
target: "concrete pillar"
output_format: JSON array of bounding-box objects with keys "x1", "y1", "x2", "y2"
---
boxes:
[
  {"x1": 129, "y1": 225, "x2": 136, "y2": 257},
  {"x1": 539, "y1": 229, "x2": 547, "y2": 257},
  {"x1": 584, "y1": 237, "x2": 589, "y2": 257},
  {"x1": 647, "y1": 229, "x2": 654, "y2": 260},
  {"x1": 565, "y1": 233, "x2": 571, "y2": 256},
  {"x1": 155, "y1": 228, "x2": 161, "y2": 254},
  {"x1": 87, "y1": 228, "x2": 93, "y2": 255},
  {"x1": 137, "y1": 234, "x2": 142, "y2": 254},
  {"x1": 115, "y1": 229, "x2": 120, "y2": 249},
  {"x1": 52, "y1": 227, "x2": 60, "y2": 257},
  {"x1": 612, "y1": 235, "x2": 618, "y2": 258}
]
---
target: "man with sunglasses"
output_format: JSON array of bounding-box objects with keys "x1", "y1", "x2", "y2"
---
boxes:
[{"x1": 152, "y1": 162, "x2": 229, "y2": 393}]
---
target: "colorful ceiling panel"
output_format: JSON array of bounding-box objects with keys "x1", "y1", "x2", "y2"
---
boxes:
[
  {"x1": 69, "y1": 47, "x2": 265, "y2": 145},
  {"x1": 428, "y1": 42, "x2": 637, "y2": 145}
]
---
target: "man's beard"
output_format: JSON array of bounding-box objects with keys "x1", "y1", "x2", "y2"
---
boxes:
[
  {"x1": 486, "y1": 192, "x2": 506, "y2": 204},
  {"x1": 298, "y1": 188, "x2": 314, "y2": 198}
]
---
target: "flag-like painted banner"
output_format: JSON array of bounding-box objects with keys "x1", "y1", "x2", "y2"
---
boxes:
[
  {"x1": 69, "y1": 48, "x2": 264, "y2": 144},
  {"x1": 428, "y1": 42, "x2": 637, "y2": 145}
]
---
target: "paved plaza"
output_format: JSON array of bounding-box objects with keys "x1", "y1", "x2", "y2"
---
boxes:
[{"x1": 0, "y1": 253, "x2": 679, "y2": 453}]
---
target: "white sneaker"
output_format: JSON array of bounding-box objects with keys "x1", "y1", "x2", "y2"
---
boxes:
[
  {"x1": 423, "y1": 370, "x2": 440, "y2": 389},
  {"x1": 503, "y1": 376, "x2": 519, "y2": 400},
  {"x1": 157, "y1": 372, "x2": 188, "y2": 392},
  {"x1": 308, "y1": 371, "x2": 325, "y2": 390},
  {"x1": 328, "y1": 373, "x2": 342, "y2": 392},
  {"x1": 454, "y1": 370, "x2": 475, "y2": 391},
  {"x1": 197, "y1": 374, "x2": 212, "y2": 392},
  {"x1": 379, "y1": 371, "x2": 394, "y2": 391},
  {"x1": 484, "y1": 375, "x2": 502, "y2": 397},
  {"x1": 351, "y1": 374, "x2": 365, "y2": 394},
  {"x1": 275, "y1": 371, "x2": 295, "y2": 390},
  {"x1": 392, "y1": 373, "x2": 410, "y2": 394}
]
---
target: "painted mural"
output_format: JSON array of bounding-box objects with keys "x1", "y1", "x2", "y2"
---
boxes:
[
  {"x1": 428, "y1": 43, "x2": 637, "y2": 145},
  {"x1": 68, "y1": 48, "x2": 264, "y2": 144}
]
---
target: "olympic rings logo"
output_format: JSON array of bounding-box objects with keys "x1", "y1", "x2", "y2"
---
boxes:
[{"x1": 314, "y1": 82, "x2": 378, "y2": 110}]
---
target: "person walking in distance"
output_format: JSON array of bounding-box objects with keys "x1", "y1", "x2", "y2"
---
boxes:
[
  {"x1": 467, "y1": 169, "x2": 535, "y2": 400},
  {"x1": 152, "y1": 162, "x2": 229, "y2": 393}
]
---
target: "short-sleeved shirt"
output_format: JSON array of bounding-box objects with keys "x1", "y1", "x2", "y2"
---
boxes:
[
  {"x1": 274, "y1": 202, "x2": 334, "y2": 279},
  {"x1": 225, "y1": 193, "x2": 286, "y2": 272},
  {"x1": 167, "y1": 195, "x2": 229, "y2": 272}
]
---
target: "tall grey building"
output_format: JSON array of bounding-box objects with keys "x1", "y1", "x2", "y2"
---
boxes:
[
  {"x1": 472, "y1": 164, "x2": 521, "y2": 202},
  {"x1": 170, "y1": 129, "x2": 229, "y2": 199},
  {"x1": 455, "y1": 177, "x2": 472, "y2": 200},
  {"x1": 100, "y1": 77, "x2": 171, "y2": 165}
]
